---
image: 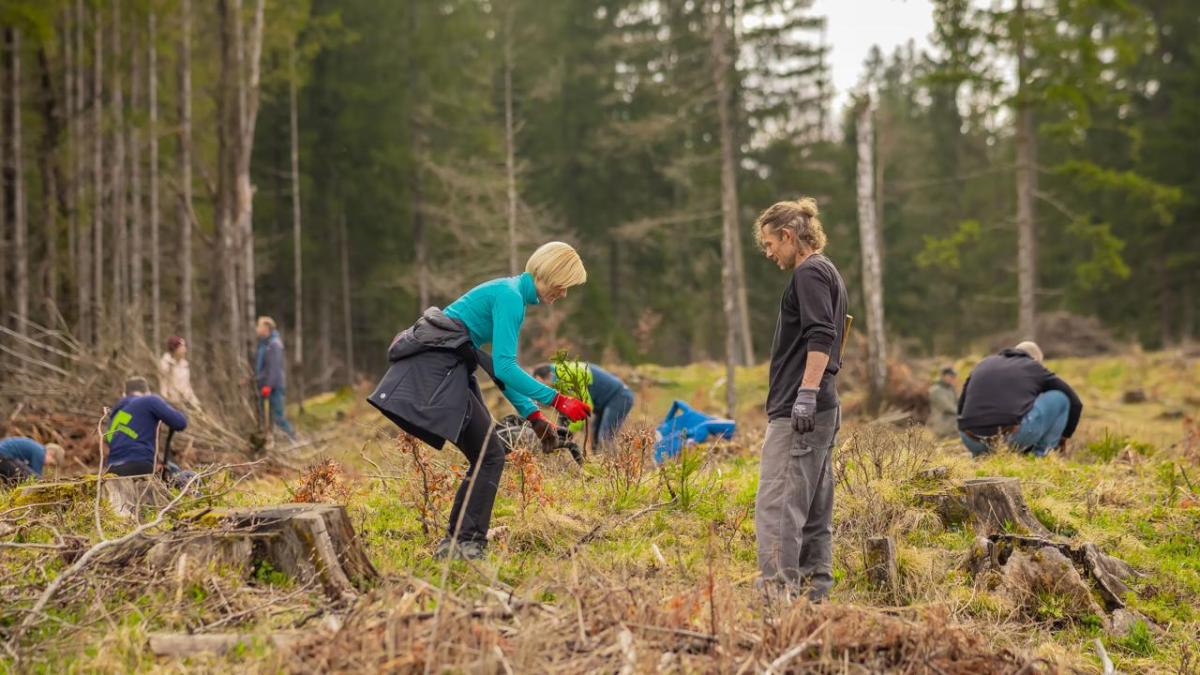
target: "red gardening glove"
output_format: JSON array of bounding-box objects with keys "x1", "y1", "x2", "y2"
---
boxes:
[
  {"x1": 552, "y1": 393, "x2": 591, "y2": 422},
  {"x1": 261, "y1": 386, "x2": 271, "y2": 398}
]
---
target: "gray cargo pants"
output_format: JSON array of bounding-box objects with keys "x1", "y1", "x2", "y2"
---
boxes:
[{"x1": 755, "y1": 407, "x2": 840, "y2": 601}]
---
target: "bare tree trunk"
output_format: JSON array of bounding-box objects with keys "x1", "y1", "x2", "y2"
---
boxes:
[
  {"x1": 339, "y1": 210, "x2": 354, "y2": 387},
  {"x1": 1014, "y1": 0, "x2": 1037, "y2": 341},
  {"x1": 214, "y1": 0, "x2": 238, "y2": 355},
  {"x1": 148, "y1": 10, "x2": 160, "y2": 349},
  {"x1": 37, "y1": 44, "x2": 63, "y2": 321},
  {"x1": 408, "y1": 0, "x2": 429, "y2": 310},
  {"x1": 236, "y1": 0, "x2": 265, "y2": 357},
  {"x1": 9, "y1": 29, "x2": 29, "y2": 335},
  {"x1": 74, "y1": 0, "x2": 91, "y2": 342},
  {"x1": 855, "y1": 98, "x2": 887, "y2": 413},
  {"x1": 503, "y1": 4, "x2": 519, "y2": 276},
  {"x1": 64, "y1": 8, "x2": 77, "y2": 324},
  {"x1": 110, "y1": 0, "x2": 127, "y2": 331},
  {"x1": 318, "y1": 282, "x2": 331, "y2": 392},
  {"x1": 710, "y1": 4, "x2": 738, "y2": 420},
  {"x1": 0, "y1": 33, "x2": 7, "y2": 326},
  {"x1": 288, "y1": 39, "x2": 304, "y2": 409},
  {"x1": 177, "y1": 0, "x2": 193, "y2": 340},
  {"x1": 130, "y1": 25, "x2": 144, "y2": 325},
  {"x1": 92, "y1": 3, "x2": 105, "y2": 340}
]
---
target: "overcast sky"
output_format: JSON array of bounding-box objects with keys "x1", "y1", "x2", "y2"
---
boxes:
[{"x1": 810, "y1": 0, "x2": 936, "y2": 115}]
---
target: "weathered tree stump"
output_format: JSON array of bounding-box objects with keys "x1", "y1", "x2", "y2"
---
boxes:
[
  {"x1": 12, "y1": 476, "x2": 170, "y2": 520},
  {"x1": 965, "y1": 536, "x2": 998, "y2": 576},
  {"x1": 916, "y1": 491, "x2": 970, "y2": 528},
  {"x1": 1002, "y1": 546, "x2": 1106, "y2": 620},
  {"x1": 183, "y1": 504, "x2": 380, "y2": 600},
  {"x1": 984, "y1": 534, "x2": 1140, "y2": 611},
  {"x1": 864, "y1": 536, "x2": 898, "y2": 593},
  {"x1": 962, "y1": 477, "x2": 1050, "y2": 536}
]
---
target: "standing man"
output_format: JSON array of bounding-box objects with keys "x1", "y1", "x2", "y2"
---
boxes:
[
  {"x1": 957, "y1": 341, "x2": 1082, "y2": 457},
  {"x1": 532, "y1": 361, "x2": 636, "y2": 451},
  {"x1": 255, "y1": 316, "x2": 297, "y2": 443},
  {"x1": 753, "y1": 197, "x2": 848, "y2": 603},
  {"x1": 928, "y1": 367, "x2": 959, "y2": 438}
]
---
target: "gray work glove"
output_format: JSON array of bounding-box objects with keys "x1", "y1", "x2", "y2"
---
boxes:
[{"x1": 791, "y1": 387, "x2": 819, "y2": 433}]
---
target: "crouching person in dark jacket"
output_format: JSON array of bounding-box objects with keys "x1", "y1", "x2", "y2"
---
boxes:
[
  {"x1": 368, "y1": 243, "x2": 592, "y2": 561},
  {"x1": 957, "y1": 341, "x2": 1083, "y2": 457},
  {"x1": 104, "y1": 377, "x2": 194, "y2": 487}
]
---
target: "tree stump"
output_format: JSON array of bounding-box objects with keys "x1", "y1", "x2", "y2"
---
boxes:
[
  {"x1": 1002, "y1": 546, "x2": 1106, "y2": 620},
  {"x1": 12, "y1": 475, "x2": 170, "y2": 520},
  {"x1": 962, "y1": 477, "x2": 1050, "y2": 537},
  {"x1": 916, "y1": 491, "x2": 970, "y2": 528},
  {"x1": 195, "y1": 504, "x2": 380, "y2": 600},
  {"x1": 864, "y1": 536, "x2": 898, "y2": 593}
]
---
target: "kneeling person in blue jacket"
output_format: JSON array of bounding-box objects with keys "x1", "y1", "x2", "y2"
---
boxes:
[
  {"x1": 105, "y1": 377, "x2": 190, "y2": 481},
  {"x1": 533, "y1": 361, "x2": 635, "y2": 451}
]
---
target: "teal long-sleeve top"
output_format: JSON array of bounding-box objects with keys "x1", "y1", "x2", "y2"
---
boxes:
[{"x1": 444, "y1": 272, "x2": 556, "y2": 417}]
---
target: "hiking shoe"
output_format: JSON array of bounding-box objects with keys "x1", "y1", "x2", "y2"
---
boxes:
[
  {"x1": 456, "y1": 540, "x2": 487, "y2": 561},
  {"x1": 432, "y1": 538, "x2": 454, "y2": 560}
]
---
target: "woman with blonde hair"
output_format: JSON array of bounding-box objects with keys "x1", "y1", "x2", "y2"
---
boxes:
[{"x1": 369, "y1": 242, "x2": 591, "y2": 560}]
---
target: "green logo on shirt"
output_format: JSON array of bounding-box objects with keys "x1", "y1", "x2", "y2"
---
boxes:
[{"x1": 105, "y1": 410, "x2": 138, "y2": 442}]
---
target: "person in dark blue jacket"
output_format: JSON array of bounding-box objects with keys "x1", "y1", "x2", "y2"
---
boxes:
[
  {"x1": 0, "y1": 437, "x2": 64, "y2": 481},
  {"x1": 104, "y1": 377, "x2": 189, "y2": 477},
  {"x1": 532, "y1": 361, "x2": 635, "y2": 450},
  {"x1": 255, "y1": 316, "x2": 296, "y2": 442}
]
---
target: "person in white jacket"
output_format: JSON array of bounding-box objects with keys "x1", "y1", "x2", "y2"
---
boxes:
[{"x1": 158, "y1": 336, "x2": 201, "y2": 409}]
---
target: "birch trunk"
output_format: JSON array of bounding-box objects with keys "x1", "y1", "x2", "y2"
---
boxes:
[
  {"x1": 214, "y1": 0, "x2": 238, "y2": 354},
  {"x1": 35, "y1": 45, "x2": 63, "y2": 320},
  {"x1": 1014, "y1": 0, "x2": 1037, "y2": 341},
  {"x1": 710, "y1": 5, "x2": 738, "y2": 420},
  {"x1": 148, "y1": 10, "x2": 160, "y2": 349},
  {"x1": 855, "y1": 98, "x2": 887, "y2": 412},
  {"x1": 288, "y1": 39, "x2": 304, "y2": 408},
  {"x1": 177, "y1": 0, "x2": 193, "y2": 340}
]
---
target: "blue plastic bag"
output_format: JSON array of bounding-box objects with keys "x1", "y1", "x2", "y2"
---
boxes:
[{"x1": 653, "y1": 400, "x2": 736, "y2": 463}]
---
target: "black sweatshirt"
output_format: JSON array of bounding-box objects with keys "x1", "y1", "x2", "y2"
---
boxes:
[
  {"x1": 957, "y1": 349, "x2": 1083, "y2": 438},
  {"x1": 766, "y1": 254, "x2": 848, "y2": 419}
]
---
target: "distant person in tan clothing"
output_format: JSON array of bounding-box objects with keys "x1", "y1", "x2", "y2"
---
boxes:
[
  {"x1": 158, "y1": 336, "x2": 201, "y2": 409},
  {"x1": 928, "y1": 367, "x2": 959, "y2": 437}
]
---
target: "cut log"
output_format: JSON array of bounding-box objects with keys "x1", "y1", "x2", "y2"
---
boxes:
[
  {"x1": 195, "y1": 504, "x2": 379, "y2": 600},
  {"x1": 148, "y1": 631, "x2": 305, "y2": 657},
  {"x1": 962, "y1": 477, "x2": 1050, "y2": 537},
  {"x1": 864, "y1": 536, "x2": 898, "y2": 593}
]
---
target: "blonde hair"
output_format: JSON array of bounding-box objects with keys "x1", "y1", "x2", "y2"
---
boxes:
[
  {"x1": 754, "y1": 197, "x2": 827, "y2": 253},
  {"x1": 525, "y1": 242, "x2": 587, "y2": 288},
  {"x1": 257, "y1": 316, "x2": 276, "y2": 330},
  {"x1": 1013, "y1": 341, "x2": 1044, "y2": 363},
  {"x1": 44, "y1": 443, "x2": 65, "y2": 466}
]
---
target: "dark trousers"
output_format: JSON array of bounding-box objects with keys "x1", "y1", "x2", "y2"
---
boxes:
[
  {"x1": 107, "y1": 460, "x2": 157, "y2": 476},
  {"x1": 446, "y1": 389, "x2": 507, "y2": 543}
]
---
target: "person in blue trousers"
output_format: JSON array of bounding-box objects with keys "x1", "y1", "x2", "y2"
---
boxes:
[
  {"x1": 532, "y1": 361, "x2": 635, "y2": 451},
  {"x1": 255, "y1": 316, "x2": 297, "y2": 443},
  {"x1": 957, "y1": 341, "x2": 1083, "y2": 457}
]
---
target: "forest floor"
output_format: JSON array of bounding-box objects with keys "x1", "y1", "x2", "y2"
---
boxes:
[{"x1": 2, "y1": 350, "x2": 1199, "y2": 673}]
